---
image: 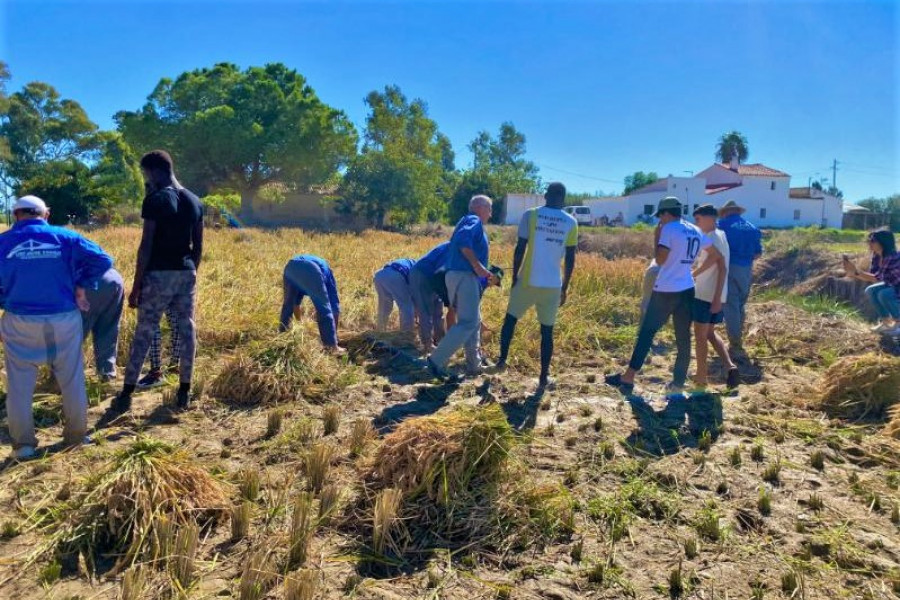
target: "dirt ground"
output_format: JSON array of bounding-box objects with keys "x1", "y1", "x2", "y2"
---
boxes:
[{"x1": 0, "y1": 297, "x2": 898, "y2": 600}]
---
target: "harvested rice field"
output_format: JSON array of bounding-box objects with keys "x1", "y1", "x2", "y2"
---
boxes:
[{"x1": 0, "y1": 226, "x2": 899, "y2": 600}]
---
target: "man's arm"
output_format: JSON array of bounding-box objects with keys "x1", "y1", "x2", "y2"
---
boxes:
[
  {"x1": 709, "y1": 246, "x2": 726, "y2": 313},
  {"x1": 191, "y1": 215, "x2": 204, "y2": 270},
  {"x1": 461, "y1": 247, "x2": 491, "y2": 279},
  {"x1": 511, "y1": 238, "x2": 527, "y2": 287},
  {"x1": 655, "y1": 245, "x2": 671, "y2": 266},
  {"x1": 753, "y1": 229, "x2": 763, "y2": 260},
  {"x1": 129, "y1": 220, "x2": 156, "y2": 308}
]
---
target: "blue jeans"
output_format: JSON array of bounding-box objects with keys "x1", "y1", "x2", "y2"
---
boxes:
[
  {"x1": 865, "y1": 282, "x2": 900, "y2": 319},
  {"x1": 82, "y1": 268, "x2": 124, "y2": 378},
  {"x1": 280, "y1": 260, "x2": 339, "y2": 347}
]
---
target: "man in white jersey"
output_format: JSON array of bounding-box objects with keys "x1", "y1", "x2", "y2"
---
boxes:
[
  {"x1": 495, "y1": 182, "x2": 577, "y2": 389},
  {"x1": 606, "y1": 197, "x2": 717, "y2": 395},
  {"x1": 691, "y1": 204, "x2": 739, "y2": 389}
]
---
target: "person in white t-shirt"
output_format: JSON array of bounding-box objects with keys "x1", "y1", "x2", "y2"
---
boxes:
[
  {"x1": 495, "y1": 182, "x2": 577, "y2": 389},
  {"x1": 691, "y1": 204, "x2": 739, "y2": 390},
  {"x1": 606, "y1": 196, "x2": 717, "y2": 395}
]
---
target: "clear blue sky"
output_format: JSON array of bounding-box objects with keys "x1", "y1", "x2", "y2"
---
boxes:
[{"x1": 2, "y1": 0, "x2": 897, "y2": 201}]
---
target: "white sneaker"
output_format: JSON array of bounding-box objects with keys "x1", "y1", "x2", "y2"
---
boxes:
[{"x1": 13, "y1": 446, "x2": 36, "y2": 460}]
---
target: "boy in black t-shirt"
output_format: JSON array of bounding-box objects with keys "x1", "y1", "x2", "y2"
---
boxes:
[{"x1": 112, "y1": 150, "x2": 203, "y2": 412}]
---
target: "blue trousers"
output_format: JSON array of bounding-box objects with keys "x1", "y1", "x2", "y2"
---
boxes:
[
  {"x1": 280, "y1": 260, "x2": 338, "y2": 347},
  {"x1": 409, "y1": 266, "x2": 445, "y2": 348},
  {"x1": 865, "y1": 282, "x2": 900, "y2": 319},
  {"x1": 82, "y1": 268, "x2": 125, "y2": 378}
]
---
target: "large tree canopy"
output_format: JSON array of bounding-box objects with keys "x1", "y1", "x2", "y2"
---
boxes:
[
  {"x1": 115, "y1": 62, "x2": 358, "y2": 218},
  {"x1": 338, "y1": 85, "x2": 451, "y2": 228},
  {"x1": 715, "y1": 131, "x2": 749, "y2": 164},
  {"x1": 623, "y1": 171, "x2": 659, "y2": 195},
  {"x1": 450, "y1": 122, "x2": 540, "y2": 222}
]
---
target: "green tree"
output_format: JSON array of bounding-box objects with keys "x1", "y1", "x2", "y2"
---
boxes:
[
  {"x1": 338, "y1": 85, "x2": 450, "y2": 228},
  {"x1": 858, "y1": 194, "x2": 900, "y2": 232},
  {"x1": 623, "y1": 171, "x2": 659, "y2": 195},
  {"x1": 811, "y1": 178, "x2": 844, "y2": 199},
  {"x1": 89, "y1": 132, "x2": 144, "y2": 208},
  {"x1": 715, "y1": 131, "x2": 749, "y2": 164},
  {"x1": 0, "y1": 81, "x2": 98, "y2": 183},
  {"x1": 116, "y1": 63, "x2": 357, "y2": 218},
  {"x1": 450, "y1": 122, "x2": 540, "y2": 222},
  {"x1": 18, "y1": 159, "x2": 100, "y2": 224}
]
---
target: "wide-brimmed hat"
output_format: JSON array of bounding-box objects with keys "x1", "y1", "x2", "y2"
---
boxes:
[
  {"x1": 718, "y1": 200, "x2": 746, "y2": 216},
  {"x1": 655, "y1": 196, "x2": 682, "y2": 217},
  {"x1": 692, "y1": 204, "x2": 718, "y2": 217}
]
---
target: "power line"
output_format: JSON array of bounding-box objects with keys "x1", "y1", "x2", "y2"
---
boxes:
[{"x1": 536, "y1": 163, "x2": 622, "y2": 185}]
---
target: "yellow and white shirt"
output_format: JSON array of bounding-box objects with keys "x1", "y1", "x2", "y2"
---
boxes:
[{"x1": 517, "y1": 206, "x2": 579, "y2": 288}]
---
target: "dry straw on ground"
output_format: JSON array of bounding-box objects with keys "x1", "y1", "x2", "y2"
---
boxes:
[
  {"x1": 210, "y1": 328, "x2": 360, "y2": 405},
  {"x1": 816, "y1": 353, "x2": 900, "y2": 421},
  {"x1": 51, "y1": 438, "x2": 228, "y2": 575}
]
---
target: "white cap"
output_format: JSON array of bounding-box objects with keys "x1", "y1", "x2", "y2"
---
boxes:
[{"x1": 13, "y1": 195, "x2": 48, "y2": 213}]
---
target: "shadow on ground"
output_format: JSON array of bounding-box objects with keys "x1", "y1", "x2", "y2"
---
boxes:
[{"x1": 624, "y1": 392, "x2": 724, "y2": 456}]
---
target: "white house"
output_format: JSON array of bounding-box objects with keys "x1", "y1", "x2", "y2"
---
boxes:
[
  {"x1": 503, "y1": 193, "x2": 544, "y2": 225},
  {"x1": 505, "y1": 156, "x2": 845, "y2": 229}
]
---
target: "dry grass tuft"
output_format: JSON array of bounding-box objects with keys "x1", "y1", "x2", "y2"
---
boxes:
[
  {"x1": 169, "y1": 523, "x2": 200, "y2": 591},
  {"x1": 266, "y1": 409, "x2": 284, "y2": 438},
  {"x1": 239, "y1": 468, "x2": 261, "y2": 502},
  {"x1": 348, "y1": 418, "x2": 376, "y2": 458},
  {"x1": 322, "y1": 404, "x2": 341, "y2": 436},
  {"x1": 210, "y1": 328, "x2": 360, "y2": 405},
  {"x1": 56, "y1": 437, "x2": 227, "y2": 575},
  {"x1": 121, "y1": 564, "x2": 149, "y2": 600},
  {"x1": 304, "y1": 442, "x2": 335, "y2": 493},
  {"x1": 816, "y1": 354, "x2": 900, "y2": 421},
  {"x1": 239, "y1": 546, "x2": 276, "y2": 600},
  {"x1": 372, "y1": 488, "x2": 404, "y2": 556},
  {"x1": 885, "y1": 405, "x2": 900, "y2": 439},
  {"x1": 231, "y1": 501, "x2": 252, "y2": 542},
  {"x1": 284, "y1": 568, "x2": 319, "y2": 600},
  {"x1": 288, "y1": 492, "x2": 315, "y2": 569},
  {"x1": 318, "y1": 484, "x2": 342, "y2": 525}
]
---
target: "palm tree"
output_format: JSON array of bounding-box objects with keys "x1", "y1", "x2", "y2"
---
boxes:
[{"x1": 715, "y1": 131, "x2": 749, "y2": 164}]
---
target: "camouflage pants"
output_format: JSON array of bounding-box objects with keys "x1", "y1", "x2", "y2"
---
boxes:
[{"x1": 124, "y1": 270, "x2": 197, "y2": 385}]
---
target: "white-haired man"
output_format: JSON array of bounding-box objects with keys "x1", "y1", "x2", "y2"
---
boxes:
[
  {"x1": 0, "y1": 196, "x2": 113, "y2": 459},
  {"x1": 427, "y1": 195, "x2": 497, "y2": 380}
]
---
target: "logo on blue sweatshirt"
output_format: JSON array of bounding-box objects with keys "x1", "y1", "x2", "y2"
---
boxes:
[{"x1": 5, "y1": 239, "x2": 62, "y2": 260}]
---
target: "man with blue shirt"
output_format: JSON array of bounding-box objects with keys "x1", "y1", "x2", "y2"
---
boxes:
[
  {"x1": 427, "y1": 195, "x2": 497, "y2": 380},
  {"x1": 410, "y1": 241, "x2": 449, "y2": 351},
  {"x1": 0, "y1": 195, "x2": 113, "y2": 459},
  {"x1": 718, "y1": 200, "x2": 762, "y2": 355},
  {"x1": 280, "y1": 254, "x2": 344, "y2": 354},
  {"x1": 374, "y1": 258, "x2": 416, "y2": 332}
]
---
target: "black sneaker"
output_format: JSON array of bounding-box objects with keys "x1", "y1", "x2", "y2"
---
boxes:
[
  {"x1": 175, "y1": 388, "x2": 191, "y2": 411},
  {"x1": 604, "y1": 373, "x2": 634, "y2": 395},
  {"x1": 110, "y1": 392, "x2": 132, "y2": 413},
  {"x1": 726, "y1": 368, "x2": 740, "y2": 389},
  {"x1": 137, "y1": 371, "x2": 164, "y2": 389},
  {"x1": 426, "y1": 358, "x2": 460, "y2": 384}
]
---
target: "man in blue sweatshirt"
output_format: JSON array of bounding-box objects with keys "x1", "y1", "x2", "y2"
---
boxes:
[
  {"x1": 0, "y1": 195, "x2": 113, "y2": 459},
  {"x1": 409, "y1": 241, "x2": 449, "y2": 352},
  {"x1": 373, "y1": 258, "x2": 416, "y2": 332},
  {"x1": 280, "y1": 254, "x2": 344, "y2": 353},
  {"x1": 718, "y1": 200, "x2": 762, "y2": 356}
]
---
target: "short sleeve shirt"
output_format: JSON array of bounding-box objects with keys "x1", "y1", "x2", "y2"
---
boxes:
[
  {"x1": 694, "y1": 228, "x2": 730, "y2": 303},
  {"x1": 654, "y1": 219, "x2": 711, "y2": 293},
  {"x1": 518, "y1": 207, "x2": 578, "y2": 288},
  {"x1": 141, "y1": 186, "x2": 203, "y2": 271},
  {"x1": 445, "y1": 214, "x2": 489, "y2": 273}
]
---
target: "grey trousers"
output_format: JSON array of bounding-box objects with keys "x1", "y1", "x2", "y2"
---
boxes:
[
  {"x1": 724, "y1": 264, "x2": 753, "y2": 344},
  {"x1": 3, "y1": 310, "x2": 88, "y2": 449},
  {"x1": 82, "y1": 268, "x2": 125, "y2": 378},
  {"x1": 124, "y1": 270, "x2": 197, "y2": 386},
  {"x1": 374, "y1": 267, "x2": 415, "y2": 332},
  {"x1": 639, "y1": 262, "x2": 660, "y2": 322},
  {"x1": 429, "y1": 270, "x2": 480, "y2": 370},
  {"x1": 409, "y1": 266, "x2": 445, "y2": 349}
]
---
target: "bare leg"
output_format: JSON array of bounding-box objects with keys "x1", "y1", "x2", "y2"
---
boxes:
[
  {"x1": 694, "y1": 322, "x2": 711, "y2": 387},
  {"x1": 708, "y1": 327, "x2": 736, "y2": 370}
]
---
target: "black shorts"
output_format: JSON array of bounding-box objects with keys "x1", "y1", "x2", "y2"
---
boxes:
[{"x1": 692, "y1": 299, "x2": 724, "y2": 324}]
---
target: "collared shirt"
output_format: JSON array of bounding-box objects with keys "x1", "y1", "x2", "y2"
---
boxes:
[
  {"x1": 871, "y1": 252, "x2": 900, "y2": 295},
  {"x1": 718, "y1": 214, "x2": 762, "y2": 267},
  {"x1": 445, "y1": 214, "x2": 489, "y2": 273},
  {"x1": 289, "y1": 254, "x2": 340, "y2": 316},
  {"x1": 414, "y1": 242, "x2": 450, "y2": 277},
  {"x1": 0, "y1": 219, "x2": 113, "y2": 315}
]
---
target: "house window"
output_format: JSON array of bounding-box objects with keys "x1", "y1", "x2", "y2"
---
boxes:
[
  {"x1": 760, "y1": 208, "x2": 767, "y2": 219},
  {"x1": 794, "y1": 209, "x2": 801, "y2": 220},
  {"x1": 770, "y1": 181, "x2": 776, "y2": 190},
  {"x1": 644, "y1": 204, "x2": 654, "y2": 216}
]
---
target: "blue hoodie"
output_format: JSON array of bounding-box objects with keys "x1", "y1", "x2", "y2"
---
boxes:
[{"x1": 0, "y1": 219, "x2": 113, "y2": 315}]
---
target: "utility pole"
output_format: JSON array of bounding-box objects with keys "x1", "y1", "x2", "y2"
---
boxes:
[{"x1": 832, "y1": 159, "x2": 839, "y2": 189}]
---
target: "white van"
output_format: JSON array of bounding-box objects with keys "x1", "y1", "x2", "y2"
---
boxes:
[{"x1": 563, "y1": 205, "x2": 593, "y2": 225}]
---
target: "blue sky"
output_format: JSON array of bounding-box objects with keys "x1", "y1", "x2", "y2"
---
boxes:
[{"x1": 2, "y1": 0, "x2": 897, "y2": 200}]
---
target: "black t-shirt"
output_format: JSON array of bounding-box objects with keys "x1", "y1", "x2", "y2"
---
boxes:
[{"x1": 141, "y1": 186, "x2": 203, "y2": 271}]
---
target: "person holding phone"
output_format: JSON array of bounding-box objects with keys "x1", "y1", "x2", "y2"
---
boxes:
[{"x1": 844, "y1": 229, "x2": 900, "y2": 335}]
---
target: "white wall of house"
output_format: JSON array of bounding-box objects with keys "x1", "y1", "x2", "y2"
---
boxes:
[
  {"x1": 583, "y1": 197, "x2": 629, "y2": 223},
  {"x1": 503, "y1": 193, "x2": 543, "y2": 225}
]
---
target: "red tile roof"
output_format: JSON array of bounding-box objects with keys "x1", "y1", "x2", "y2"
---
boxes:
[
  {"x1": 705, "y1": 183, "x2": 742, "y2": 195},
  {"x1": 717, "y1": 163, "x2": 790, "y2": 177}
]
